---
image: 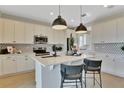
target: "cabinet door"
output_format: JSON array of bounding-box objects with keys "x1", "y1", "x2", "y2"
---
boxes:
[
  {"x1": 25, "y1": 56, "x2": 35, "y2": 71},
  {"x1": 92, "y1": 23, "x2": 103, "y2": 43},
  {"x1": 47, "y1": 27, "x2": 54, "y2": 44},
  {"x1": 117, "y1": 17, "x2": 124, "y2": 42},
  {"x1": 2, "y1": 56, "x2": 17, "y2": 74},
  {"x1": 16, "y1": 56, "x2": 27, "y2": 72},
  {"x1": 115, "y1": 57, "x2": 124, "y2": 77},
  {"x1": 14, "y1": 21, "x2": 25, "y2": 43},
  {"x1": 103, "y1": 20, "x2": 117, "y2": 43},
  {"x1": 0, "y1": 58, "x2": 3, "y2": 75},
  {"x1": 102, "y1": 55, "x2": 115, "y2": 74},
  {"x1": 3, "y1": 19, "x2": 14, "y2": 43},
  {"x1": 0, "y1": 18, "x2": 3, "y2": 43},
  {"x1": 34, "y1": 25, "x2": 42, "y2": 35},
  {"x1": 25, "y1": 23, "x2": 34, "y2": 44}
]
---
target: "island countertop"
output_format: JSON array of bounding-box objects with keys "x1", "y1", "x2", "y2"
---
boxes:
[{"x1": 30, "y1": 55, "x2": 86, "y2": 67}]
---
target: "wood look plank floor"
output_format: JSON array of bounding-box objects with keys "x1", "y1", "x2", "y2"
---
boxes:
[{"x1": 0, "y1": 71, "x2": 124, "y2": 88}]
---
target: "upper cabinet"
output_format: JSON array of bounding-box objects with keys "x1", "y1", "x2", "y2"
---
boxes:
[
  {"x1": 92, "y1": 19, "x2": 117, "y2": 43},
  {"x1": 34, "y1": 24, "x2": 42, "y2": 35},
  {"x1": 0, "y1": 18, "x2": 3, "y2": 43},
  {"x1": 103, "y1": 20, "x2": 117, "y2": 43},
  {"x1": 116, "y1": 17, "x2": 124, "y2": 42},
  {"x1": 24, "y1": 23, "x2": 34, "y2": 44},
  {"x1": 3, "y1": 18, "x2": 15, "y2": 43},
  {"x1": 14, "y1": 21, "x2": 25, "y2": 43},
  {"x1": 92, "y1": 23, "x2": 103, "y2": 43}
]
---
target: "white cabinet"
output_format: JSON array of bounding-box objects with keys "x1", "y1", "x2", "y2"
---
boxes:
[
  {"x1": 115, "y1": 57, "x2": 124, "y2": 77},
  {"x1": 0, "y1": 57, "x2": 3, "y2": 75},
  {"x1": 0, "y1": 18, "x2": 3, "y2": 43},
  {"x1": 2, "y1": 56, "x2": 17, "y2": 75},
  {"x1": 116, "y1": 17, "x2": 124, "y2": 42},
  {"x1": 3, "y1": 18, "x2": 15, "y2": 43},
  {"x1": 34, "y1": 25, "x2": 42, "y2": 35},
  {"x1": 92, "y1": 23, "x2": 103, "y2": 43},
  {"x1": 25, "y1": 56, "x2": 35, "y2": 71},
  {"x1": 14, "y1": 21, "x2": 25, "y2": 43},
  {"x1": 16, "y1": 56, "x2": 27, "y2": 72},
  {"x1": 103, "y1": 20, "x2": 117, "y2": 43},
  {"x1": 92, "y1": 20, "x2": 117, "y2": 43},
  {"x1": 96, "y1": 53, "x2": 124, "y2": 77},
  {"x1": 24, "y1": 23, "x2": 34, "y2": 44}
]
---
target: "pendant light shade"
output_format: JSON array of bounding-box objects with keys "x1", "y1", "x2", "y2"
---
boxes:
[
  {"x1": 75, "y1": 23, "x2": 87, "y2": 33},
  {"x1": 52, "y1": 15, "x2": 67, "y2": 30},
  {"x1": 75, "y1": 6, "x2": 87, "y2": 34},
  {"x1": 52, "y1": 5, "x2": 67, "y2": 30}
]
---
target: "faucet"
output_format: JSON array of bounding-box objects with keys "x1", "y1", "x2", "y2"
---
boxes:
[{"x1": 52, "y1": 44, "x2": 57, "y2": 57}]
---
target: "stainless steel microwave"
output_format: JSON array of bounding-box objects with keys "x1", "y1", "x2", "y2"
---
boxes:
[{"x1": 34, "y1": 35, "x2": 48, "y2": 44}]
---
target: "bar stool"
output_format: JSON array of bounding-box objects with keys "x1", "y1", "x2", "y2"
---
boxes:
[
  {"x1": 60, "y1": 64, "x2": 83, "y2": 88},
  {"x1": 84, "y1": 58, "x2": 102, "y2": 88}
]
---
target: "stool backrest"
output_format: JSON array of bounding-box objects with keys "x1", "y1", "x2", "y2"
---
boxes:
[
  {"x1": 84, "y1": 58, "x2": 102, "y2": 67},
  {"x1": 61, "y1": 64, "x2": 83, "y2": 75}
]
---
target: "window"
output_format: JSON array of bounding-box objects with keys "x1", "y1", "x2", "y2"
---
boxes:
[{"x1": 77, "y1": 34, "x2": 87, "y2": 48}]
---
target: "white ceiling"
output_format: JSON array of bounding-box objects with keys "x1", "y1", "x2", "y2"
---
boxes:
[{"x1": 0, "y1": 5, "x2": 124, "y2": 27}]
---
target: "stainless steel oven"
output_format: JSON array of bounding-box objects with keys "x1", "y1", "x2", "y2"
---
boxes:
[{"x1": 34, "y1": 35, "x2": 48, "y2": 44}]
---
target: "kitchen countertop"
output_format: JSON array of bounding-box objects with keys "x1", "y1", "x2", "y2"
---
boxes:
[{"x1": 30, "y1": 54, "x2": 101, "y2": 67}]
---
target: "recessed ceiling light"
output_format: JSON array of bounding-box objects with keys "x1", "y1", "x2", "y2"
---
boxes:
[
  {"x1": 104, "y1": 5, "x2": 114, "y2": 8},
  {"x1": 71, "y1": 19, "x2": 74, "y2": 22},
  {"x1": 50, "y1": 12, "x2": 54, "y2": 16}
]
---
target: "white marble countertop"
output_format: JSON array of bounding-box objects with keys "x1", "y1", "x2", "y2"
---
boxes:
[{"x1": 30, "y1": 55, "x2": 85, "y2": 67}]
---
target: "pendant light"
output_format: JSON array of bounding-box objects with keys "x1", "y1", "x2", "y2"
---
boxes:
[
  {"x1": 75, "y1": 5, "x2": 87, "y2": 34},
  {"x1": 52, "y1": 5, "x2": 67, "y2": 30}
]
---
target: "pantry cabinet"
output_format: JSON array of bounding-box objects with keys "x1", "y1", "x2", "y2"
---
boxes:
[
  {"x1": 3, "y1": 18, "x2": 15, "y2": 43},
  {"x1": 25, "y1": 23, "x2": 34, "y2": 44}
]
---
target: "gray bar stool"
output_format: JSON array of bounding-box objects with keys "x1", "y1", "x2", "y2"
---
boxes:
[
  {"x1": 84, "y1": 58, "x2": 102, "y2": 88},
  {"x1": 60, "y1": 64, "x2": 83, "y2": 88}
]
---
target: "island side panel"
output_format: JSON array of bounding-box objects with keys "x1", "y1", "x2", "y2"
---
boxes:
[
  {"x1": 35, "y1": 62, "x2": 43, "y2": 88},
  {"x1": 42, "y1": 64, "x2": 61, "y2": 88}
]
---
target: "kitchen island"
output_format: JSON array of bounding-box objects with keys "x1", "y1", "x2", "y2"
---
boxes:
[{"x1": 30, "y1": 55, "x2": 85, "y2": 88}]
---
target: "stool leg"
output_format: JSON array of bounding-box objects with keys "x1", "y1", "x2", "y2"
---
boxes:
[
  {"x1": 99, "y1": 72, "x2": 102, "y2": 88},
  {"x1": 80, "y1": 78, "x2": 83, "y2": 88},
  {"x1": 93, "y1": 71, "x2": 95, "y2": 86},
  {"x1": 85, "y1": 72, "x2": 86, "y2": 88},
  {"x1": 60, "y1": 78, "x2": 64, "y2": 88},
  {"x1": 76, "y1": 80, "x2": 78, "y2": 88}
]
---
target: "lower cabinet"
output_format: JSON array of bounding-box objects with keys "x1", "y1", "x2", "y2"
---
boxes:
[
  {"x1": 0, "y1": 55, "x2": 35, "y2": 76},
  {"x1": 25, "y1": 56, "x2": 35, "y2": 71},
  {"x1": 0, "y1": 58, "x2": 3, "y2": 75},
  {"x1": 16, "y1": 56, "x2": 27, "y2": 72},
  {"x1": 96, "y1": 52, "x2": 124, "y2": 77},
  {"x1": 115, "y1": 57, "x2": 124, "y2": 77},
  {"x1": 2, "y1": 56, "x2": 17, "y2": 75}
]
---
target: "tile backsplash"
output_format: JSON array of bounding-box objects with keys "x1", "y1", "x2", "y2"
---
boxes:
[
  {"x1": 94, "y1": 43, "x2": 124, "y2": 55},
  {"x1": 0, "y1": 44, "x2": 65, "y2": 53}
]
